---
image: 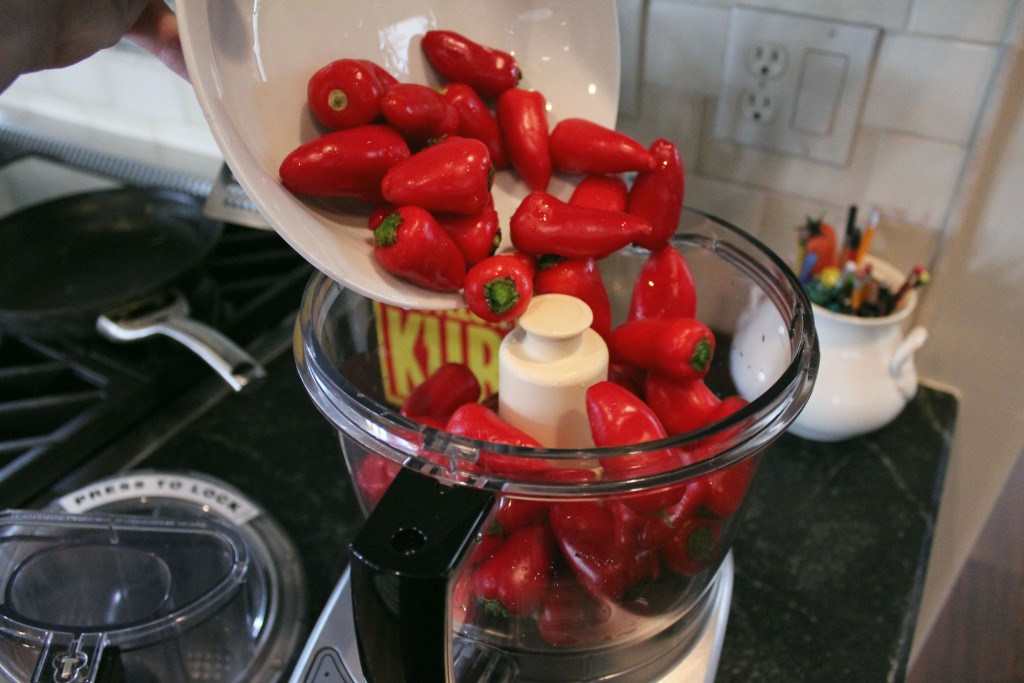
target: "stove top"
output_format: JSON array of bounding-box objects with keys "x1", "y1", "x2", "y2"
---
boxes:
[{"x1": 0, "y1": 140, "x2": 314, "y2": 509}]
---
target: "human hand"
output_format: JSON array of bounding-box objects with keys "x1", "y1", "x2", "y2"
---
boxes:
[
  {"x1": 0, "y1": 0, "x2": 187, "y2": 93},
  {"x1": 125, "y1": 0, "x2": 188, "y2": 81}
]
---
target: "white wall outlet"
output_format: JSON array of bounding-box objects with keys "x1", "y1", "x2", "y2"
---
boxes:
[
  {"x1": 740, "y1": 89, "x2": 777, "y2": 123},
  {"x1": 747, "y1": 43, "x2": 788, "y2": 79},
  {"x1": 713, "y1": 7, "x2": 881, "y2": 166}
]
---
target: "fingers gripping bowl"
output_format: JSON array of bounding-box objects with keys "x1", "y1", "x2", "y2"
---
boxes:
[
  {"x1": 177, "y1": 0, "x2": 621, "y2": 310},
  {"x1": 294, "y1": 209, "x2": 818, "y2": 682}
]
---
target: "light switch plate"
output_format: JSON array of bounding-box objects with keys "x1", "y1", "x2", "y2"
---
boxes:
[{"x1": 713, "y1": 7, "x2": 880, "y2": 166}]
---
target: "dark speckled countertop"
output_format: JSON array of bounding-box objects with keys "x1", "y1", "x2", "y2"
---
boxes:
[{"x1": 131, "y1": 349, "x2": 956, "y2": 682}]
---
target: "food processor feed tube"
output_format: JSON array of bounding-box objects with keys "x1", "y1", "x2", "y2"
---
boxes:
[{"x1": 498, "y1": 294, "x2": 609, "y2": 449}]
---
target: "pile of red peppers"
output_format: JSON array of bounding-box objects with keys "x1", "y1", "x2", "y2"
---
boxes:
[
  {"x1": 352, "y1": 242, "x2": 755, "y2": 648},
  {"x1": 287, "y1": 29, "x2": 758, "y2": 648},
  {"x1": 279, "y1": 29, "x2": 690, "y2": 325}
]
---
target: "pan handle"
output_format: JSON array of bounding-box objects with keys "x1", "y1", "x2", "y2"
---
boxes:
[{"x1": 96, "y1": 291, "x2": 266, "y2": 392}]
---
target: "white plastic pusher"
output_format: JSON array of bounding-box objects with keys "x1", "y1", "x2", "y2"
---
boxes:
[{"x1": 497, "y1": 294, "x2": 609, "y2": 449}]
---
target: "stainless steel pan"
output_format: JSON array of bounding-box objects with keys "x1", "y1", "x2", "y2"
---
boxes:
[{"x1": 0, "y1": 188, "x2": 264, "y2": 390}]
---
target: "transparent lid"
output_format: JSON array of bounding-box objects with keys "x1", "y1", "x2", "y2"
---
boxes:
[{"x1": 0, "y1": 471, "x2": 306, "y2": 683}]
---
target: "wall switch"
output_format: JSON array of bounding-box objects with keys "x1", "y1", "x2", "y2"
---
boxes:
[{"x1": 713, "y1": 7, "x2": 880, "y2": 166}]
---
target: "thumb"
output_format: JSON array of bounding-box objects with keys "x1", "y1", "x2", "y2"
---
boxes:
[{"x1": 125, "y1": 0, "x2": 188, "y2": 81}]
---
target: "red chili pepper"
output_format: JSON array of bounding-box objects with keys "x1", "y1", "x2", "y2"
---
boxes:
[
  {"x1": 536, "y1": 576, "x2": 611, "y2": 647},
  {"x1": 586, "y1": 381, "x2": 687, "y2": 512},
  {"x1": 372, "y1": 206, "x2": 466, "y2": 291},
  {"x1": 444, "y1": 403, "x2": 554, "y2": 478},
  {"x1": 495, "y1": 467, "x2": 596, "y2": 533},
  {"x1": 607, "y1": 361, "x2": 646, "y2": 397},
  {"x1": 452, "y1": 566, "x2": 476, "y2": 628},
  {"x1": 510, "y1": 191, "x2": 652, "y2": 259},
  {"x1": 358, "y1": 59, "x2": 398, "y2": 91},
  {"x1": 608, "y1": 318, "x2": 715, "y2": 382},
  {"x1": 689, "y1": 394, "x2": 750, "y2": 462},
  {"x1": 439, "y1": 82, "x2": 509, "y2": 169},
  {"x1": 463, "y1": 253, "x2": 535, "y2": 324},
  {"x1": 400, "y1": 362, "x2": 481, "y2": 423},
  {"x1": 693, "y1": 396, "x2": 754, "y2": 518},
  {"x1": 368, "y1": 203, "x2": 396, "y2": 231},
  {"x1": 434, "y1": 207, "x2": 501, "y2": 267},
  {"x1": 568, "y1": 174, "x2": 628, "y2": 213},
  {"x1": 354, "y1": 453, "x2": 401, "y2": 510},
  {"x1": 379, "y1": 82, "x2": 459, "y2": 146},
  {"x1": 306, "y1": 58, "x2": 388, "y2": 130},
  {"x1": 704, "y1": 457, "x2": 754, "y2": 519},
  {"x1": 628, "y1": 244, "x2": 697, "y2": 321},
  {"x1": 471, "y1": 524, "x2": 554, "y2": 617},
  {"x1": 549, "y1": 118, "x2": 655, "y2": 175},
  {"x1": 279, "y1": 125, "x2": 410, "y2": 201},
  {"x1": 533, "y1": 256, "x2": 612, "y2": 340},
  {"x1": 638, "y1": 481, "x2": 708, "y2": 550},
  {"x1": 496, "y1": 88, "x2": 551, "y2": 191},
  {"x1": 467, "y1": 524, "x2": 505, "y2": 567},
  {"x1": 421, "y1": 30, "x2": 522, "y2": 99},
  {"x1": 495, "y1": 497, "x2": 548, "y2": 534},
  {"x1": 548, "y1": 501, "x2": 629, "y2": 601},
  {"x1": 381, "y1": 136, "x2": 493, "y2": 215},
  {"x1": 662, "y1": 517, "x2": 720, "y2": 576},
  {"x1": 627, "y1": 138, "x2": 684, "y2": 251},
  {"x1": 643, "y1": 374, "x2": 721, "y2": 435},
  {"x1": 609, "y1": 499, "x2": 660, "y2": 592}
]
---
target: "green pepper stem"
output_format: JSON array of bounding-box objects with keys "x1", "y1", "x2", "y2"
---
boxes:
[
  {"x1": 484, "y1": 275, "x2": 520, "y2": 315},
  {"x1": 374, "y1": 213, "x2": 402, "y2": 248}
]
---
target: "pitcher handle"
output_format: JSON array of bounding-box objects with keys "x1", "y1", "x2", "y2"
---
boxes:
[
  {"x1": 890, "y1": 326, "x2": 928, "y2": 377},
  {"x1": 349, "y1": 465, "x2": 495, "y2": 683}
]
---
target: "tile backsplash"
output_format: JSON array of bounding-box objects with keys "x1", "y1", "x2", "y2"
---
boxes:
[{"x1": 614, "y1": 0, "x2": 1009, "y2": 278}]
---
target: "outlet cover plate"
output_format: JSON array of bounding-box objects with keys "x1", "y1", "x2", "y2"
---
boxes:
[{"x1": 713, "y1": 7, "x2": 880, "y2": 166}]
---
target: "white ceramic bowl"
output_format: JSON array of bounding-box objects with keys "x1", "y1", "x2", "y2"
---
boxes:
[{"x1": 178, "y1": 0, "x2": 621, "y2": 310}]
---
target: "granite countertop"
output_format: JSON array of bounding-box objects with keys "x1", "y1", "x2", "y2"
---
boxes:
[{"x1": 135, "y1": 350, "x2": 956, "y2": 682}]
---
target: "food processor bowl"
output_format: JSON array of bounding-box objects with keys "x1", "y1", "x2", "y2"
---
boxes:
[{"x1": 295, "y1": 208, "x2": 817, "y2": 682}]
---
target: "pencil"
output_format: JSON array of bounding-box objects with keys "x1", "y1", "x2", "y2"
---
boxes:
[{"x1": 855, "y1": 209, "x2": 880, "y2": 265}]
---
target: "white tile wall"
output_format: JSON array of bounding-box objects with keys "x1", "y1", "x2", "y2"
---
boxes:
[
  {"x1": 908, "y1": 0, "x2": 1019, "y2": 43},
  {"x1": 614, "y1": 0, "x2": 1007, "y2": 265},
  {"x1": 642, "y1": 2, "x2": 730, "y2": 95},
  {"x1": 737, "y1": 0, "x2": 914, "y2": 32},
  {"x1": 862, "y1": 35, "x2": 1000, "y2": 144},
  {"x1": 862, "y1": 132, "x2": 966, "y2": 228}
]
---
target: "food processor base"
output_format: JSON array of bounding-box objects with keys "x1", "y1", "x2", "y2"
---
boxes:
[{"x1": 289, "y1": 552, "x2": 733, "y2": 683}]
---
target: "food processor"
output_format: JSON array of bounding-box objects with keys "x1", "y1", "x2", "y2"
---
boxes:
[{"x1": 290, "y1": 208, "x2": 817, "y2": 682}]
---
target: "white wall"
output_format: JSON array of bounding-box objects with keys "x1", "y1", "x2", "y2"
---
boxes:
[{"x1": 2, "y1": 0, "x2": 1023, "y2": 668}]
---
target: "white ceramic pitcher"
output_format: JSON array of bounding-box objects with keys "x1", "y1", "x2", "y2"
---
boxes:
[{"x1": 732, "y1": 256, "x2": 927, "y2": 442}]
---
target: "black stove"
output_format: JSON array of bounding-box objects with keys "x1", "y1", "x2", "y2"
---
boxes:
[{"x1": 0, "y1": 220, "x2": 313, "y2": 507}]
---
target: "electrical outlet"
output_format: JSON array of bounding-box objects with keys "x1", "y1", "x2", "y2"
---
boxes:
[
  {"x1": 713, "y1": 8, "x2": 880, "y2": 166},
  {"x1": 740, "y1": 89, "x2": 777, "y2": 123},
  {"x1": 747, "y1": 43, "x2": 787, "y2": 79}
]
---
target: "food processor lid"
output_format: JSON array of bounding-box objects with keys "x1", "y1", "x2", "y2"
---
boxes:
[
  {"x1": 0, "y1": 471, "x2": 306, "y2": 683},
  {"x1": 0, "y1": 511, "x2": 248, "y2": 641}
]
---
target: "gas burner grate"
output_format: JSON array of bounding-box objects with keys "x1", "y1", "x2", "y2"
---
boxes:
[
  {"x1": 0, "y1": 224, "x2": 313, "y2": 508},
  {"x1": 0, "y1": 337, "x2": 106, "y2": 458}
]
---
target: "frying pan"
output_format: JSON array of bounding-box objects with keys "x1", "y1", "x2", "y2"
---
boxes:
[{"x1": 0, "y1": 188, "x2": 264, "y2": 391}]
